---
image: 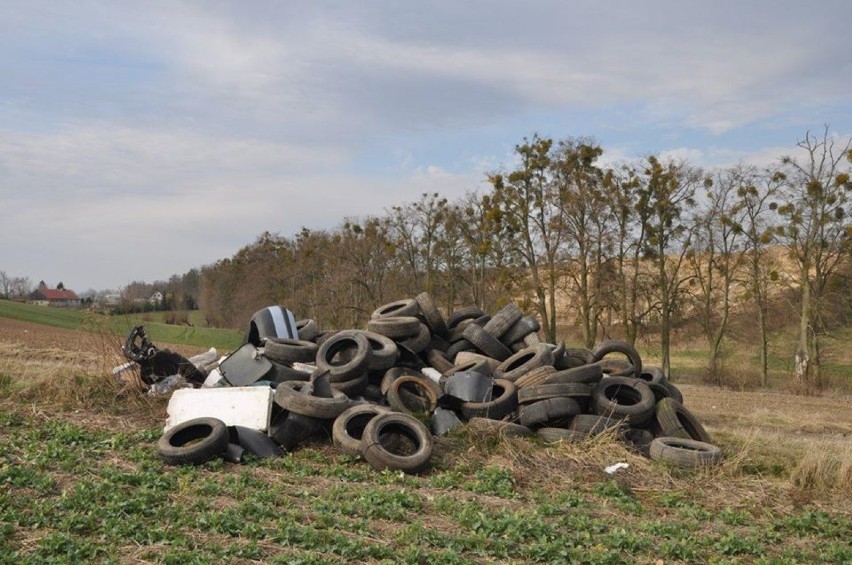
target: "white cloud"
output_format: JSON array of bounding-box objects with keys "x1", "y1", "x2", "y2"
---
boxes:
[
  {"x1": 659, "y1": 147, "x2": 705, "y2": 164},
  {"x1": 1, "y1": 1, "x2": 850, "y2": 289}
]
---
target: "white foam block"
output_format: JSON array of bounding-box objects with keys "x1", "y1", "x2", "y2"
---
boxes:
[{"x1": 164, "y1": 386, "x2": 273, "y2": 432}]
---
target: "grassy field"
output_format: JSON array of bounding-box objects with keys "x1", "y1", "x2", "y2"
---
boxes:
[
  {"x1": 0, "y1": 300, "x2": 242, "y2": 351},
  {"x1": 0, "y1": 310, "x2": 850, "y2": 563},
  {"x1": 556, "y1": 323, "x2": 852, "y2": 393},
  {"x1": 1, "y1": 410, "x2": 849, "y2": 564}
]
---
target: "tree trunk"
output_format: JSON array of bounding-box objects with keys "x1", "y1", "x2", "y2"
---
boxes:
[
  {"x1": 708, "y1": 340, "x2": 720, "y2": 386},
  {"x1": 795, "y1": 266, "x2": 811, "y2": 386},
  {"x1": 661, "y1": 304, "x2": 671, "y2": 379},
  {"x1": 812, "y1": 331, "x2": 822, "y2": 389},
  {"x1": 757, "y1": 300, "x2": 769, "y2": 387}
]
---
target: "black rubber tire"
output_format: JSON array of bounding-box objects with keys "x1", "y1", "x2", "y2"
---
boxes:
[
  {"x1": 316, "y1": 332, "x2": 373, "y2": 383},
  {"x1": 263, "y1": 338, "x2": 319, "y2": 364},
  {"x1": 371, "y1": 298, "x2": 420, "y2": 319},
  {"x1": 649, "y1": 437, "x2": 722, "y2": 467},
  {"x1": 267, "y1": 362, "x2": 312, "y2": 384},
  {"x1": 366, "y1": 316, "x2": 422, "y2": 339},
  {"x1": 522, "y1": 332, "x2": 542, "y2": 347},
  {"x1": 624, "y1": 428, "x2": 654, "y2": 458},
  {"x1": 459, "y1": 379, "x2": 518, "y2": 420},
  {"x1": 296, "y1": 319, "x2": 320, "y2": 342},
  {"x1": 500, "y1": 316, "x2": 541, "y2": 346},
  {"x1": 595, "y1": 358, "x2": 635, "y2": 377},
  {"x1": 362, "y1": 384, "x2": 384, "y2": 403},
  {"x1": 537, "y1": 427, "x2": 586, "y2": 444},
  {"x1": 447, "y1": 306, "x2": 485, "y2": 329},
  {"x1": 454, "y1": 351, "x2": 501, "y2": 373},
  {"x1": 543, "y1": 364, "x2": 603, "y2": 385},
  {"x1": 379, "y1": 367, "x2": 423, "y2": 395},
  {"x1": 648, "y1": 382, "x2": 677, "y2": 403},
  {"x1": 467, "y1": 417, "x2": 533, "y2": 437},
  {"x1": 415, "y1": 292, "x2": 448, "y2": 337},
  {"x1": 653, "y1": 398, "x2": 713, "y2": 443},
  {"x1": 592, "y1": 376, "x2": 656, "y2": 426},
  {"x1": 463, "y1": 324, "x2": 512, "y2": 361},
  {"x1": 386, "y1": 375, "x2": 440, "y2": 416},
  {"x1": 332, "y1": 404, "x2": 392, "y2": 456},
  {"x1": 330, "y1": 373, "x2": 369, "y2": 398},
  {"x1": 519, "y1": 397, "x2": 581, "y2": 428},
  {"x1": 399, "y1": 322, "x2": 431, "y2": 353},
  {"x1": 361, "y1": 412, "x2": 433, "y2": 474},
  {"x1": 514, "y1": 366, "x2": 557, "y2": 389},
  {"x1": 494, "y1": 345, "x2": 554, "y2": 382},
  {"x1": 273, "y1": 381, "x2": 351, "y2": 419},
  {"x1": 441, "y1": 360, "x2": 492, "y2": 378},
  {"x1": 314, "y1": 330, "x2": 340, "y2": 346},
  {"x1": 346, "y1": 330, "x2": 399, "y2": 372},
  {"x1": 448, "y1": 315, "x2": 491, "y2": 342},
  {"x1": 569, "y1": 414, "x2": 625, "y2": 437},
  {"x1": 447, "y1": 323, "x2": 471, "y2": 343},
  {"x1": 426, "y1": 349, "x2": 454, "y2": 373},
  {"x1": 518, "y1": 383, "x2": 593, "y2": 404},
  {"x1": 592, "y1": 339, "x2": 642, "y2": 379},
  {"x1": 664, "y1": 382, "x2": 684, "y2": 404},
  {"x1": 158, "y1": 417, "x2": 229, "y2": 466},
  {"x1": 483, "y1": 303, "x2": 523, "y2": 339},
  {"x1": 429, "y1": 334, "x2": 452, "y2": 353},
  {"x1": 445, "y1": 338, "x2": 475, "y2": 360},
  {"x1": 638, "y1": 366, "x2": 666, "y2": 385},
  {"x1": 269, "y1": 411, "x2": 325, "y2": 451},
  {"x1": 556, "y1": 348, "x2": 595, "y2": 369}
]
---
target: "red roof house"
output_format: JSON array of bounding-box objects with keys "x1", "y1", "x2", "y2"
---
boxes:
[{"x1": 30, "y1": 288, "x2": 81, "y2": 307}]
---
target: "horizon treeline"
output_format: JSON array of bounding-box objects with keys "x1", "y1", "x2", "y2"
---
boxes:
[{"x1": 178, "y1": 127, "x2": 849, "y2": 388}]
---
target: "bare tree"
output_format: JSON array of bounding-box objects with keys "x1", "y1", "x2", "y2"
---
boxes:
[
  {"x1": 386, "y1": 192, "x2": 450, "y2": 296},
  {"x1": 553, "y1": 138, "x2": 609, "y2": 348},
  {"x1": 603, "y1": 164, "x2": 652, "y2": 345},
  {"x1": 489, "y1": 135, "x2": 564, "y2": 342},
  {"x1": 636, "y1": 156, "x2": 704, "y2": 378},
  {"x1": 0, "y1": 271, "x2": 11, "y2": 299},
  {"x1": 687, "y1": 166, "x2": 749, "y2": 384},
  {"x1": 729, "y1": 165, "x2": 783, "y2": 386},
  {"x1": 776, "y1": 126, "x2": 851, "y2": 388}
]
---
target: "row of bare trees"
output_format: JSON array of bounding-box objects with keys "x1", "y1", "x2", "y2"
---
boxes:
[
  {"x1": 0, "y1": 271, "x2": 33, "y2": 299},
  {"x1": 195, "y1": 127, "x2": 850, "y2": 388}
]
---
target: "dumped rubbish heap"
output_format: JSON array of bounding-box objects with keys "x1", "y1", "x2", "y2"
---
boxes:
[{"x1": 125, "y1": 292, "x2": 721, "y2": 473}]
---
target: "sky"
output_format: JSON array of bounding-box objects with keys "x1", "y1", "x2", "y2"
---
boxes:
[{"x1": 1, "y1": 1, "x2": 850, "y2": 292}]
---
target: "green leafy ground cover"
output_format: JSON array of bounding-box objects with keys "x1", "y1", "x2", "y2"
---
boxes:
[{"x1": 0, "y1": 410, "x2": 849, "y2": 564}]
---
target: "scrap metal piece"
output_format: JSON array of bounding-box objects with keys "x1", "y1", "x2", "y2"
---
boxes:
[
  {"x1": 431, "y1": 407, "x2": 463, "y2": 436},
  {"x1": 219, "y1": 343, "x2": 273, "y2": 386},
  {"x1": 443, "y1": 370, "x2": 494, "y2": 403}
]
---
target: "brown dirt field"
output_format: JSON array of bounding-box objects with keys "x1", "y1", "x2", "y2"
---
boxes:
[{"x1": 0, "y1": 316, "x2": 207, "y2": 359}]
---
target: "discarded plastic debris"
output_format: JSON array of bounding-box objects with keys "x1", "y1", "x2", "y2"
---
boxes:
[
  {"x1": 147, "y1": 374, "x2": 189, "y2": 397},
  {"x1": 604, "y1": 462, "x2": 629, "y2": 474},
  {"x1": 165, "y1": 387, "x2": 274, "y2": 432},
  {"x1": 121, "y1": 325, "x2": 206, "y2": 386}
]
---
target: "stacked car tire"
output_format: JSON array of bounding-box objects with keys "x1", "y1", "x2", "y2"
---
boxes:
[{"x1": 158, "y1": 293, "x2": 721, "y2": 471}]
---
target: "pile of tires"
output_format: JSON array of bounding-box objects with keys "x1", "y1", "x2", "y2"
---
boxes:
[{"x1": 157, "y1": 293, "x2": 721, "y2": 471}]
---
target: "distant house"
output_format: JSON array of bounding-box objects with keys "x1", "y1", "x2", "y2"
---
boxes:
[
  {"x1": 149, "y1": 291, "x2": 164, "y2": 305},
  {"x1": 100, "y1": 293, "x2": 121, "y2": 307},
  {"x1": 29, "y1": 288, "x2": 81, "y2": 307}
]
